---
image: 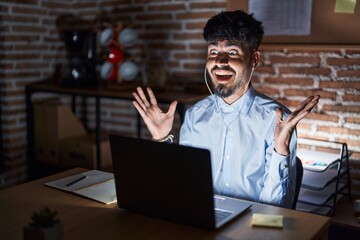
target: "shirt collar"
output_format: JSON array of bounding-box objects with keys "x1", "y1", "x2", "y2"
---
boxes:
[{"x1": 215, "y1": 84, "x2": 255, "y2": 116}]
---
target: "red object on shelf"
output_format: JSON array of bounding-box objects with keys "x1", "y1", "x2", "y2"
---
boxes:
[{"x1": 108, "y1": 47, "x2": 124, "y2": 64}]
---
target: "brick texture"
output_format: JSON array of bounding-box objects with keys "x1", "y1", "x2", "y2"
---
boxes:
[{"x1": 0, "y1": 0, "x2": 359, "y2": 197}]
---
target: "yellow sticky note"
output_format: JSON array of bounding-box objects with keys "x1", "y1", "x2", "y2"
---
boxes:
[
  {"x1": 251, "y1": 213, "x2": 283, "y2": 228},
  {"x1": 334, "y1": 0, "x2": 357, "y2": 13}
]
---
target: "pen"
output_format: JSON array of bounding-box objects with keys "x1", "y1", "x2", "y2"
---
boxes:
[{"x1": 64, "y1": 175, "x2": 87, "y2": 188}]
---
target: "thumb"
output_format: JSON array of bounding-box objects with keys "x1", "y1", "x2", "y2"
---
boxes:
[
  {"x1": 168, "y1": 101, "x2": 178, "y2": 115},
  {"x1": 276, "y1": 107, "x2": 283, "y2": 123}
]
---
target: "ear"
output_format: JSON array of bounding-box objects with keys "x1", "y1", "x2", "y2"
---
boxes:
[{"x1": 253, "y1": 51, "x2": 260, "y2": 67}]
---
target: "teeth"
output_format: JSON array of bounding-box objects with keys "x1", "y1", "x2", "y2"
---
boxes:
[
  {"x1": 215, "y1": 71, "x2": 233, "y2": 76},
  {"x1": 217, "y1": 73, "x2": 232, "y2": 76}
]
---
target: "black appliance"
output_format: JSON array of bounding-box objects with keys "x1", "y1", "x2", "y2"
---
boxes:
[{"x1": 60, "y1": 30, "x2": 97, "y2": 87}]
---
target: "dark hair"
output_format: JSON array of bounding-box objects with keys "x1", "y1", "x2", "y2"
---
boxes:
[{"x1": 203, "y1": 10, "x2": 264, "y2": 51}]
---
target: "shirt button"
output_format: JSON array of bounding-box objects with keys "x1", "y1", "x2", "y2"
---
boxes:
[
  {"x1": 226, "y1": 155, "x2": 230, "y2": 160},
  {"x1": 280, "y1": 164, "x2": 288, "y2": 170},
  {"x1": 225, "y1": 183, "x2": 229, "y2": 187}
]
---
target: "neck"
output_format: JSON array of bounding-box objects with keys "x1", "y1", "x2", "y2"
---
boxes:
[{"x1": 223, "y1": 82, "x2": 250, "y2": 104}]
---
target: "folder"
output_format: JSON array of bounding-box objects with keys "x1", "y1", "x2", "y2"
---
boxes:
[{"x1": 45, "y1": 170, "x2": 116, "y2": 204}]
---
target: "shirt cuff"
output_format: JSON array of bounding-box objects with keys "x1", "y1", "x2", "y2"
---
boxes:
[{"x1": 269, "y1": 150, "x2": 290, "y2": 180}]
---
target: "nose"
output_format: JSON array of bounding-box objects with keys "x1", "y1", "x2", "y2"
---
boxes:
[{"x1": 215, "y1": 52, "x2": 229, "y2": 66}]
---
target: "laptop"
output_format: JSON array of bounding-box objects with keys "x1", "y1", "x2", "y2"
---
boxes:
[{"x1": 109, "y1": 135, "x2": 252, "y2": 230}]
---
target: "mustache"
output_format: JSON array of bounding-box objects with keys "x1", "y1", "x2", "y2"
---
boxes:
[{"x1": 211, "y1": 65, "x2": 236, "y2": 74}]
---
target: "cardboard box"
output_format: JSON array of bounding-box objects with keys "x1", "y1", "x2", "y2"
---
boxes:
[
  {"x1": 60, "y1": 133, "x2": 111, "y2": 169},
  {"x1": 33, "y1": 99, "x2": 87, "y2": 165}
]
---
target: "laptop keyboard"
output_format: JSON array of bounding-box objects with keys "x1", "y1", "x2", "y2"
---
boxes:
[{"x1": 215, "y1": 209, "x2": 232, "y2": 223}]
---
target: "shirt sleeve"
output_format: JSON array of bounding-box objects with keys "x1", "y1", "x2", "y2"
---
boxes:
[
  {"x1": 179, "y1": 108, "x2": 193, "y2": 146},
  {"x1": 258, "y1": 130, "x2": 297, "y2": 208}
]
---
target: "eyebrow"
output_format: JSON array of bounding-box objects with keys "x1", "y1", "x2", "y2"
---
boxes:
[
  {"x1": 207, "y1": 41, "x2": 242, "y2": 48},
  {"x1": 208, "y1": 41, "x2": 218, "y2": 47}
]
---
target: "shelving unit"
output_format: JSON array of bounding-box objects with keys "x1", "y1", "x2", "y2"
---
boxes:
[
  {"x1": 25, "y1": 80, "x2": 207, "y2": 179},
  {"x1": 295, "y1": 139, "x2": 352, "y2": 216}
]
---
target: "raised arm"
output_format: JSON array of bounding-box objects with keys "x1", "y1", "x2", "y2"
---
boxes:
[
  {"x1": 132, "y1": 87, "x2": 177, "y2": 140},
  {"x1": 259, "y1": 95, "x2": 320, "y2": 207}
]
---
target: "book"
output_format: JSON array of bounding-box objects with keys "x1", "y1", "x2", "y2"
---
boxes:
[{"x1": 45, "y1": 170, "x2": 117, "y2": 204}]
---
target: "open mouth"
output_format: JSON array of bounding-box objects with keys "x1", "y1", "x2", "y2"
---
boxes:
[{"x1": 213, "y1": 70, "x2": 234, "y2": 82}]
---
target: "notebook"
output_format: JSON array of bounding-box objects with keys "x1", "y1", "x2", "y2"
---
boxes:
[
  {"x1": 109, "y1": 135, "x2": 252, "y2": 230},
  {"x1": 45, "y1": 170, "x2": 117, "y2": 204}
]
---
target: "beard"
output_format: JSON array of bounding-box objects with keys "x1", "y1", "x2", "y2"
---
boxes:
[
  {"x1": 215, "y1": 82, "x2": 242, "y2": 98},
  {"x1": 208, "y1": 67, "x2": 249, "y2": 98}
]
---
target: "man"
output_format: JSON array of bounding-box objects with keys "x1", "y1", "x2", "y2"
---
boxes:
[{"x1": 132, "y1": 10, "x2": 319, "y2": 208}]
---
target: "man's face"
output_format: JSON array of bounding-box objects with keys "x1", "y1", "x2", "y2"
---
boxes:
[{"x1": 206, "y1": 40, "x2": 253, "y2": 99}]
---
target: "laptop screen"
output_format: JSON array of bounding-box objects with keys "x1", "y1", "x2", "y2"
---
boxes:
[
  {"x1": 110, "y1": 135, "x2": 217, "y2": 229},
  {"x1": 110, "y1": 135, "x2": 251, "y2": 229}
]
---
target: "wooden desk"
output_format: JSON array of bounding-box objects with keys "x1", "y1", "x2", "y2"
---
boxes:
[
  {"x1": 25, "y1": 80, "x2": 207, "y2": 173},
  {"x1": 329, "y1": 197, "x2": 360, "y2": 239},
  {"x1": 0, "y1": 168, "x2": 330, "y2": 240}
]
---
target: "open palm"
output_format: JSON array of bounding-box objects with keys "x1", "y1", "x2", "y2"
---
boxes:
[
  {"x1": 274, "y1": 95, "x2": 320, "y2": 156},
  {"x1": 132, "y1": 87, "x2": 177, "y2": 140}
]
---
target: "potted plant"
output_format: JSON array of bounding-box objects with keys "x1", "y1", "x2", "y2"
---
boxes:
[{"x1": 23, "y1": 207, "x2": 63, "y2": 240}]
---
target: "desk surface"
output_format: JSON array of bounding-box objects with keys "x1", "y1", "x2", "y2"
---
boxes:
[
  {"x1": 0, "y1": 168, "x2": 330, "y2": 240},
  {"x1": 332, "y1": 196, "x2": 360, "y2": 229}
]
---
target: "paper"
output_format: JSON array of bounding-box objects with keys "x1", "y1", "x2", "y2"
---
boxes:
[
  {"x1": 251, "y1": 213, "x2": 283, "y2": 228},
  {"x1": 335, "y1": 0, "x2": 357, "y2": 13},
  {"x1": 45, "y1": 170, "x2": 117, "y2": 204},
  {"x1": 249, "y1": 0, "x2": 313, "y2": 36},
  {"x1": 297, "y1": 148, "x2": 340, "y2": 171}
]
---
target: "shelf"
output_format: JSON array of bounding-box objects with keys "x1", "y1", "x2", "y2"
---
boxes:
[
  {"x1": 301, "y1": 166, "x2": 349, "y2": 191},
  {"x1": 298, "y1": 183, "x2": 346, "y2": 206},
  {"x1": 296, "y1": 139, "x2": 352, "y2": 216},
  {"x1": 297, "y1": 148, "x2": 341, "y2": 172},
  {"x1": 25, "y1": 80, "x2": 207, "y2": 177},
  {"x1": 296, "y1": 202, "x2": 332, "y2": 216},
  {"x1": 296, "y1": 194, "x2": 346, "y2": 216}
]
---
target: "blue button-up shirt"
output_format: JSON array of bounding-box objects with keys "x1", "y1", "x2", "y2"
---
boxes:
[{"x1": 180, "y1": 85, "x2": 297, "y2": 208}]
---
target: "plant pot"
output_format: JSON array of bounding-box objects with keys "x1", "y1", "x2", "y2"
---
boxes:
[{"x1": 23, "y1": 222, "x2": 63, "y2": 240}]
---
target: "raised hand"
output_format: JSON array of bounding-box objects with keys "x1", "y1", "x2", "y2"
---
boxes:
[
  {"x1": 274, "y1": 95, "x2": 320, "y2": 156},
  {"x1": 132, "y1": 87, "x2": 177, "y2": 140}
]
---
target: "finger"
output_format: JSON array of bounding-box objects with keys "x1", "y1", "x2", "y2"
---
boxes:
[
  {"x1": 287, "y1": 95, "x2": 320, "y2": 122},
  {"x1": 276, "y1": 107, "x2": 283, "y2": 123},
  {"x1": 136, "y1": 87, "x2": 151, "y2": 107},
  {"x1": 291, "y1": 97, "x2": 313, "y2": 115},
  {"x1": 303, "y1": 96, "x2": 319, "y2": 113},
  {"x1": 132, "y1": 92, "x2": 148, "y2": 112},
  {"x1": 295, "y1": 95, "x2": 320, "y2": 117},
  {"x1": 293, "y1": 95, "x2": 319, "y2": 113},
  {"x1": 132, "y1": 101, "x2": 147, "y2": 119},
  {"x1": 289, "y1": 111, "x2": 310, "y2": 127},
  {"x1": 146, "y1": 87, "x2": 158, "y2": 106},
  {"x1": 290, "y1": 96, "x2": 320, "y2": 125}
]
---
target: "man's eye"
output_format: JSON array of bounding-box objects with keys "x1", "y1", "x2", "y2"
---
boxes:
[
  {"x1": 209, "y1": 50, "x2": 218, "y2": 55},
  {"x1": 229, "y1": 50, "x2": 238, "y2": 55}
]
